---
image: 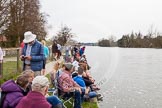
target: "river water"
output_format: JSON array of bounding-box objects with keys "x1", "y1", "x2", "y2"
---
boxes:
[{"x1": 85, "y1": 46, "x2": 162, "y2": 108}]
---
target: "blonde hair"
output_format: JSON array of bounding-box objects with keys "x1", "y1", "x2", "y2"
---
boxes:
[
  {"x1": 53, "y1": 62, "x2": 59, "y2": 70},
  {"x1": 41, "y1": 40, "x2": 46, "y2": 46}
]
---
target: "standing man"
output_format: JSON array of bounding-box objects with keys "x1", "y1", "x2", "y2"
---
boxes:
[
  {"x1": 20, "y1": 31, "x2": 44, "y2": 76},
  {"x1": 0, "y1": 47, "x2": 3, "y2": 77},
  {"x1": 79, "y1": 46, "x2": 85, "y2": 56},
  {"x1": 19, "y1": 41, "x2": 24, "y2": 55},
  {"x1": 52, "y1": 41, "x2": 58, "y2": 61},
  {"x1": 57, "y1": 43, "x2": 62, "y2": 60}
]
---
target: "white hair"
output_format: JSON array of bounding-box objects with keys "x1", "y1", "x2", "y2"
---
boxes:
[{"x1": 32, "y1": 76, "x2": 49, "y2": 91}]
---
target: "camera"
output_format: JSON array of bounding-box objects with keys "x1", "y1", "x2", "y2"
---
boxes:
[{"x1": 22, "y1": 55, "x2": 26, "y2": 59}]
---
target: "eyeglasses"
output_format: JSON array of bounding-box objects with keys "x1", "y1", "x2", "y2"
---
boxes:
[{"x1": 28, "y1": 40, "x2": 34, "y2": 45}]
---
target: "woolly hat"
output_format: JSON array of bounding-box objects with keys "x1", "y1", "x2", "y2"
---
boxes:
[{"x1": 64, "y1": 63, "x2": 73, "y2": 70}]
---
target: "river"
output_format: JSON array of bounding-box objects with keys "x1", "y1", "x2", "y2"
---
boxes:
[{"x1": 85, "y1": 46, "x2": 162, "y2": 108}]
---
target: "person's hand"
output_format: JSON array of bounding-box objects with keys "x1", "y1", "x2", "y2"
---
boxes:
[
  {"x1": 25, "y1": 56, "x2": 32, "y2": 60},
  {"x1": 20, "y1": 55, "x2": 25, "y2": 61},
  {"x1": 85, "y1": 87, "x2": 90, "y2": 95},
  {"x1": 74, "y1": 87, "x2": 82, "y2": 94},
  {"x1": 90, "y1": 77, "x2": 95, "y2": 83}
]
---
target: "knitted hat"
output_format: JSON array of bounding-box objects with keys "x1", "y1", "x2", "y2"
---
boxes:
[{"x1": 64, "y1": 63, "x2": 73, "y2": 70}]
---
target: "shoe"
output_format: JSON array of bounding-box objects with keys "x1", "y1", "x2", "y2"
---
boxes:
[
  {"x1": 97, "y1": 94, "x2": 103, "y2": 101},
  {"x1": 53, "y1": 58, "x2": 56, "y2": 61},
  {"x1": 97, "y1": 97, "x2": 103, "y2": 101},
  {"x1": 84, "y1": 94, "x2": 90, "y2": 102},
  {"x1": 48, "y1": 88, "x2": 55, "y2": 92},
  {"x1": 97, "y1": 93, "x2": 101, "y2": 97},
  {"x1": 92, "y1": 87, "x2": 100, "y2": 91}
]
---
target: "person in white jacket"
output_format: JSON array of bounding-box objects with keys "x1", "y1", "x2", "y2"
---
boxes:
[
  {"x1": 0, "y1": 47, "x2": 3, "y2": 77},
  {"x1": 0, "y1": 47, "x2": 3, "y2": 62}
]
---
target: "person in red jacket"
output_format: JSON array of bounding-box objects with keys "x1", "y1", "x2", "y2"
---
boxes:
[{"x1": 19, "y1": 41, "x2": 24, "y2": 55}]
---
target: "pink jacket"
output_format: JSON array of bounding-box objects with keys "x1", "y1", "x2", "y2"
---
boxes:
[{"x1": 16, "y1": 91, "x2": 51, "y2": 108}]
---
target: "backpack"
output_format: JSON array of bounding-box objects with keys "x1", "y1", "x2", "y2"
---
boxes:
[{"x1": 0, "y1": 91, "x2": 7, "y2": 107}]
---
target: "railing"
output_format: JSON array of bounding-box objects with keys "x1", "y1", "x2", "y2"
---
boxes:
[
  {"x1": 0, "y1": 46, "x2": 66, "y2": 78},
  {"x1": 0, "y1": 46, "x2": 55, "y2": 78},
  {"x1": 0, "y1": 48, "x2": 20, "y2": 78}
]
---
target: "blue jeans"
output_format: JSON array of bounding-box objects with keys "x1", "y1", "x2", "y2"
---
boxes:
[
  {"x1": 46, "y1": 95, "x2": 63, "y2": 108},
  {"x1": 63, "y1": 90, "x2": 84, "y2": 108},
  {"x1": 74, "y1": 90, "x2": 82, "y2": 108},
  {"x1": 88, "y1": 91, "x2": 97, "y2": 98}
]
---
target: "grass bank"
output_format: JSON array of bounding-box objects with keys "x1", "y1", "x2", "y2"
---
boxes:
[
  {"x1": 1, "y1": 61, "x2": 99, "y2": 108},
  {"x1": 0, "y1": 61, "x2": 22, "y2": 85}
]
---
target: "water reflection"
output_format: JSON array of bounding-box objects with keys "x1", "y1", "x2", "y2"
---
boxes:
[{"x1": 85, "y1": 47, "x2": 162, "y2": 108}]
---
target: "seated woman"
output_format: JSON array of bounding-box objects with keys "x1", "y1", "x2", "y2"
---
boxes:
[
  {"x1": 16, "y1": 76, "x2": 51, "y2": 108},
  {"x1": 22, "y1": 70, "x2": 63, "y2": 108},
  {"x1": 1, "y1": 74, "x2": 29, "y2": 108},
  {"x1": 80, "y1": 63, "x2": 100, "y2": 91},
  {"x1": 50, "y1": 62, "x2": 61, "y2": 87},
  {"x1": 22, "y1": 70, "x2": 35, "y2": 95}
]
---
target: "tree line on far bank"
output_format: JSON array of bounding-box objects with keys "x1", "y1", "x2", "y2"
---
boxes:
[{"x1": 98, "y1": 31, "x2": 162, "y2": 48}]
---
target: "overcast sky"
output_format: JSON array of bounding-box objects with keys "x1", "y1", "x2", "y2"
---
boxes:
[{"x1": 40, "y1": 0, "x2": 162, "y2": 42}]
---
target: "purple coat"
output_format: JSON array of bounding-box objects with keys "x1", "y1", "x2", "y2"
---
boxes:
[{"x1": 1, "y1": 80, "x2": 24, "y2": 108}]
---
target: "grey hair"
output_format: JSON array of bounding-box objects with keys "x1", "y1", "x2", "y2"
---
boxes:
[{"x1": 32, "y1": 76, "x2": 49, "y2": 91}]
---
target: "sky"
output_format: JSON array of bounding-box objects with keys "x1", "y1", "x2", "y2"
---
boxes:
[{"x1": 40, "y1": 0, "x2": 162, "y2": 42}]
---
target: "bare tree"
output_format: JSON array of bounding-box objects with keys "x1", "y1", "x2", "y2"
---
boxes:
[
  {"x1": 53, "y1": 26, "x2": 74, "y2": 45},
  {"x1": 0, "y1": 0, "x2": 10, "y2": 33},
  {"x1": 1, "y1": 0, "x2": 48, "y2": 47}
]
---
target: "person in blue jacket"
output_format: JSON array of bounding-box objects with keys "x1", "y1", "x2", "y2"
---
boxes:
[
  {"x1": 73, "y1": 67, "x2": 98, "y2": 101},
  {"x1": 20, "y1": 31, "x2": 45, "y2": 76}
]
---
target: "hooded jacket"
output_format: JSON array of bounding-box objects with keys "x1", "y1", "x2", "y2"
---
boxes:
[{"x1": 1, "y1": 80, "x2": 24, "y2": 108}]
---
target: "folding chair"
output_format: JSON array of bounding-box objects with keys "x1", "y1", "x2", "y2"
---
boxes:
[{"x1": 51, "y1": 70, "x2": 74, "y2": 108}]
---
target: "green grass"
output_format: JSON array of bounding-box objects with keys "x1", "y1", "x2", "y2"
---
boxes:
[
  {"x1": 0, "y1": 61, "x2": 22, "y2": 85},
  {"x1": 62, "y1": 99, "x2": 98, "y2": 108},
  {"x1": 1, "y1": 63, "x2": 99, "y2": 108},
  {"x1": 60, "y1": 97, "x2": 98, "y2": 108},
  {"x1": 82, "y1": 102, "x2": 98, "y2": 108}
]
